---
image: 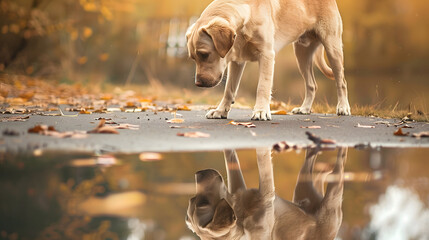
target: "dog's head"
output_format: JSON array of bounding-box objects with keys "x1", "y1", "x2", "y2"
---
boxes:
[
  {"x1": 186, "y1": 169, "x2": 237, "y2": 238},
  {"x1": 186, "y1": 18, "x2": 236, "y2": 88}
]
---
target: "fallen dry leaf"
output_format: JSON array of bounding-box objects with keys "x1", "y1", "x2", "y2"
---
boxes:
[
  {"x1": 177, "y1": 105, "x2": 191, "y2": 111},
  {"x1": 28, "y1": 125, "x2": 87, "y2": 138},
  {"x1": 301, "y1": 125, "x2": 321, "y2": 129},
  {"x1": 28, "y1": 125, "x2": 55, "y2": 133},
  {"x1": 139, "y1": 152, "x2": 163, "y2": 162},
  {"x1": 306, "y1": 131, "x2": 336, "y2": 145},
  {"x1": 177, "y1": 131, "x2": 210, "y2": 138},
  {"x1": 356, "y1": 123, "x2": 375, "y2": 129},
  {"x1": 228, "y1": 121, "x2": 256, "y2": 128},
  {"x1": 412, "y1": 131, "x2": 429, "y2": 139},
  {"x1": 88, "y1": 119, "x2": 119, "y2": 134},
  {"x1": 167, "y1": 118, "x2": 184, "y2": 123},
  {"x1": 100, "y1": 94, "x2": 113, "y2": 100},
  {"x1": 393, "y1": 127, "x2": 409, "y2": 136},
  {"x1": 0, "y1": 115, "x2": 30, "y2": 122},
  {"x1": 271, "y1": 110, "x2": 287, "y2": 115},
  {"x1": 79, "y1": 109, "x2": 92, "y2": 114}
]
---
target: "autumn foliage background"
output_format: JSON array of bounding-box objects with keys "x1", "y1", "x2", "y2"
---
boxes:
[{"x1": 1, "y1": 0, "x2": 429, "y2": 115}]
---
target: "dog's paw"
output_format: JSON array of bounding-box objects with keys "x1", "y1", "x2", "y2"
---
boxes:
[
  {"x1": 206, "y1": 109, "x2": 228, "y2": 119},
  {"x1": 251, "y1": 109, "x2": 272, "y2": 121},
  {"x1": 291, "y1": 107, "x2": 311, "y2": 115},
  {"x1": 336, "y1": 102, "x2": 351, "y2": 116}
]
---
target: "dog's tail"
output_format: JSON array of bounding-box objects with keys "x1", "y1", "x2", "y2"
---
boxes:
[{"x1": 314, "y1": 45, "x2": 335, "y2": 80}]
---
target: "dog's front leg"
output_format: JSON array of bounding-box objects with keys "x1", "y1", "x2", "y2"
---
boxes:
[
  {"x1": 206, "y1": 61, "x2": 246, "y2": 119},
  {"x1": 255, "y1": 147, "x2": 275, "y2": 238},
  {"x1": 223, "y1": 150, "x2": 247, "y2": 194},
  {"x1": 293, "y1": 147, "x2": 324, "y2": 214},
  {"x1": 252, "y1": 51, "x2": 275, "y2": 121},
  {"x1": 256, "y1": 147, "x2": 275, "y2": 198}
]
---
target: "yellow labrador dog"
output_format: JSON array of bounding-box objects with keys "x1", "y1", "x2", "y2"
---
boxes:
[
  {"x1": 186, "y1": 147, "x2": 347, "y2": 239},
  {"x1": 186, "y1": 0, "x2": 351, "y2": 120}
]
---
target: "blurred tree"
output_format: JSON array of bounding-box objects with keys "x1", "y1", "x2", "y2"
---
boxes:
[{"x1": 0, "y1": 0, "x2": 428, "y2": 86}]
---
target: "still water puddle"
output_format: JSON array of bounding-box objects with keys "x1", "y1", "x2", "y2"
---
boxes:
[{"x1": 1, "y1": 147, "x2": 428, "y2": 240}]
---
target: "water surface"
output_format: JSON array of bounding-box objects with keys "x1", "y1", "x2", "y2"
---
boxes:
[{"x1": 0, "y1": 147, "x2": 428, "y2": 240}]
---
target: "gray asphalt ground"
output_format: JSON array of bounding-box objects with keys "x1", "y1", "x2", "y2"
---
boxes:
[{"x1": 1, "y1": 108, "x2": 429, "y2": 154}]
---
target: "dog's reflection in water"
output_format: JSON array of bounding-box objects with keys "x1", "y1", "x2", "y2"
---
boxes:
[{"x1": 186, "y1": 147, "x2": 347, "y2": 239}]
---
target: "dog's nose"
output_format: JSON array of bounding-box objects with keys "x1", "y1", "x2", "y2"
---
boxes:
[
  {"x1": 195, "y1": 74, "x2": 210, "y2": 87},
  {"x1": 195, "y1": 79, "x2": 204, "y2": 87}
]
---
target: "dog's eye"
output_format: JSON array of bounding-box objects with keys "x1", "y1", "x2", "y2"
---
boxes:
[{"x1": 197, "y1": 51, "x2": 209, "y2": 60}]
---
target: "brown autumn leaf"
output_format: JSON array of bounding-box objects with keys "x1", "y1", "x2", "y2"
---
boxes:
[
  {"x1": 167, "y1": 118, "x2": 184, "y2": 123},
  {"x1": 28, "y1": 125, "x2": 87, "y2": 138},
  {"x1": 126, "y1": 102, "x2": 137, "y2": 108},
  {"x1": 28, "y1": 125, "x2": 49, "y2": 134},
  {"x1": 271, "y1": 110, "x2": 287, "y2": 115},
  {"x1": 394, "y1": 127, "x2": 409, "y2": 136},
  {"x1": 412, "y1": 131, "x2": 429, "y2": 139},
  {"x1": 88, "y1": 119, "x2": 119, "y2": 134},
  {"x1": 306, "y1": 131, "x2": 336, "y2": 145},
  {"x1": 18, "y1": 91, "x2": 35, "y2": 100},
  {"x1": 228, "y1": 121, "x2": 256, "y2": 128},
  {"x1": 79, "y1": 109, "x2": 91, "y2": 114},
  {"x1": 177, "y1": 131, "x2": 210, "y2": 138},
  {"x1": 300, "y1": 125, "x2": 322, "y2": 129},
  {"x1": 100, "y1": 94, "x2": 113, "y2": 101},
  {"x1": 177, "y1": 105, "x2": 191, "y2": 111},
  {"x1": 1, "y1": 115, "x2": 30, "y2": 122}
]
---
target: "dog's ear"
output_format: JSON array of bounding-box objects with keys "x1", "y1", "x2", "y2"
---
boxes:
[
  {"x1": 207, "y1": 198, "x2": 236, "y2": 230},
  {"x1": 202, "y1": 19, "x2": 236, "y2": 58},
  {"x1": 186, "y1": 23, "x2": 196, "y2": 41}
]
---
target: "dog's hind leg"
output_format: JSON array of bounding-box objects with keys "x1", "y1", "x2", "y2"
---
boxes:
[
  {"x1": 206, "y1": 62, "x2": 246, "y2": 119},
  {"x1": 223, "y1": 149, "x2": 247, "y2": 194},
  {"x1": 320, "y1": 23, "x2": 351, "y2": 115},
  {"x1": 292, "y1": 36, "x2": 321, "y2": 115},
  {"x1": 293, "y1": 147, "x2": 324, "y2": 214},
  {"x1": 317, "y1": 147, "x2": 347, "y2": 237}
]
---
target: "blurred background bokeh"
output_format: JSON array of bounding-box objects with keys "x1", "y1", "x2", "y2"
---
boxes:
[{"x1": 1, "y1": 0, "x2": 428, "y2": 113}]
